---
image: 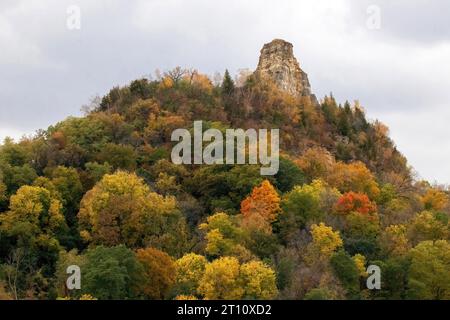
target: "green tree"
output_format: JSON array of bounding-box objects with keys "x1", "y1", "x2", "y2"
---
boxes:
[
  {"x1": 46, "y1": 166, "x2": 83, "y2": 236},
  {"x1": 221, "y1": 69, "x2": 235, "y2": 96},
  {"x1": 274, "y1": 157, "x2": 305, "y2": 193},
  {"x1": 280, "y1": 180, "x2": 329, "y2": 232},
  {"x1": 330, "y1": 250, "x2": 360, "y2": 298},
  {"x1": 82, "y1": 245, "x2": 143, "y2": 300},
  {"x1": 84, "y1": 161, "x2": 112, "y2": 186},
  {"x1": 304, "y1": 288, "x2": 334, "y2": 300},
  {"x1": 408, "y1": 240, "x2": 450, "y2": 300},
  {"x1": 174, "y1": 253, "x2": 208, "y2": 297},
  {"x1": 97, "y1": 143, "x2": 137, "y2": 171},
  {"x1": 54, "y1": 249, "x2": 86, "y2": 299}
]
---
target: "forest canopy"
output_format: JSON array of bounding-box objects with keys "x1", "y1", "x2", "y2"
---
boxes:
[{"x1": 0, "y1": 68, "x2": 448, "y2": 300}]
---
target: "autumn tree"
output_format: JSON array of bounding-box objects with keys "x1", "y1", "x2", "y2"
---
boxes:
[
  {"x1": 408, "y1": 240, "x2": 450, "y2": 300},
  {"x1": 280, "y1": 180, "x2": 340, "y2": 239},
  {"x1": 407, "y1": 211, "x2": 449, "y2": 245},
  {"x1": 333, "y1": 192, "x2": 381, "y2": 247},
  {"x1": 198, "y1": 257, "x2": 243, "y2": 300},
  {"x1": 199, "y1": 212, "x2": 251, "y2": 260},
  {"x1": 0, "y1": 185, "x2": 67, "y2": 244},
  {"x1": 305, "y1": 223, "x2": 343, "y2": 264},
  {"x1": 174, "y1": 253, "x2": 207, "y2": 297},
  {"x1": 78, "y1": 171, "x2": 189, "y2": 257},
  {"x1": 327, "y1": 161, "x2": 380, "y2": 199},
  {"x1": 352, "y1": 254, "x2": 367, "y2": 277},
  {"x1": 135, "y1": 247, "x2": 176, "y2": 299},
  {"x1": 198, "y1": 257, "x2": 278, "y2": 300},
  {"x1": 295, "y1": 147, "x2": 334, "y2": 182},
  {"x1": 380, "y1": 224, "x2": 410, "y2": 256},
  {"x1": 420, "y1": 188, "x2": 449, "y2": 211},
  {"x1": 240, "y1": 180, "x2": 281, "y2": 233},
  {"x1": 239, "y1": 260, "x2": 278, "y2": 299},
  {"x1": 0, "y1": 186, "x2": 67, "y2": 298},
  {"x1": 334, "y1": 192, "x2": 377, "y2": 215}
]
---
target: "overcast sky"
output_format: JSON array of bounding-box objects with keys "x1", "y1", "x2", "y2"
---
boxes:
[{"x1": 1, "y1": 0, "x2": 450, "y2": 184}]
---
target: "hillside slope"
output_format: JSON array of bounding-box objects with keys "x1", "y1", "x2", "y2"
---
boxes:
[{"x1": 0, "y1": 40, "x2": 448, "y2": 300}]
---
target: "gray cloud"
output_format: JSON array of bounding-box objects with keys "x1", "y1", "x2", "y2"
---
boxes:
[
  {"x1": 0, "y1": 0, "x2": 449, "y2": 184},
  {"x1": 349, "y1": 0, "x2": 450, "y2": 45}
]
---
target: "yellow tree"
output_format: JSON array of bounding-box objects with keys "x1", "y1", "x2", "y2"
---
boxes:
[
  {"x1": 420, "y1": 188, "x2": 448, "y2": 211},
  {"x1": 175, "y1": 253, "x2": 208, "y2": 297},
  {"x1": 239, "y1": 260, "x2": 278, "y2": 299},
  {"x1": 198, "y1": 257, "x2": 279, "y2": 300},
  {"x1": 352, "y1": 254, "x2": 367, "y2": 277},
  {"x1": 0, "y1": 185, "x2": 67, "y2": 240},
  {"x1": 240, "y1": 180, "x2": 281, "y2": 233},
  {"x1": 198, "y1": 257, "x2": 244, "y2": 300},
  {"x1": 199, "y1": 212, "x2": 251, "y2": 260},
  {"x1": 78, "y1": 171, "x2": 189, "y2": 256},
  {"x1": 380, "y1": 224, "x2": 410, "y2": 256},
  {"x1": 306, "y1": 223, "x2": 343, "y2": 264},
  {"x1": 408, "y1": 211, "x2": 449, "y2": 245},
  {"x1": 327, "y1": 161, "x2": 380, "y2": 199}
]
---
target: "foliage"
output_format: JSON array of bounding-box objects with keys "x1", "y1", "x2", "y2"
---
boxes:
[
  {"x1": 199, "y1": 212, "x2": 249, "y2": 259},
  {"x1": 408, "y1": 240, "x2": 450, "y2": 300},
  {"x1": 198, "y1": 257, "x2": 278, "y2": 300},
  {"x1": 327, "y1": 161, "x2": 380, "y2": 199},
  {"x1": 174, "y1": 253, "x2": 207, "y2": 297},
  {"x1": 135, "y1": 247, "x2": 176, "y2": 299},
  {"x1": 0, "y1": 68, "x2": 446, "y2": 301},
  {"x1": 334, "y1": 192, "x2": 377, "y2": 215},
  {"x1": 408, "y1": 211, "x2": 449, "y2": 245},
  {"x1": 280, "y1": 180, "x2": 338, "y2": 238},
  {"x1": 81, "y1": 245, "x2": 143, "y2": 299},
  {"x1": 78, "y1": 171, "x2": 189, "y2": 256},
  {"x1": 198, "y1": 257, "x2": 243, "y2": 300},
  {"x1": 239, "y1": 260, "x2": 278, "y2": 299},
  {"x1": 306, "y1": 223, "x2": 343, "y2": 263},
  {"x1": 330, "y1": 250, "x2": 360, "y2": 298},
  {"x1": 240, "y1": 180, "x2": 281, "y2": 233}
]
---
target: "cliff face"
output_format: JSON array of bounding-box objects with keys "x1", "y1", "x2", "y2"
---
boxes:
[{"x1": 255, "y1": 39, "x2": 314, "y2": 100}]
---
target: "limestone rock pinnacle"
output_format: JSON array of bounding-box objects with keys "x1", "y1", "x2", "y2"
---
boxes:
[{"x1": 255, "y1": 39, "x2": 314, "y2": 99}]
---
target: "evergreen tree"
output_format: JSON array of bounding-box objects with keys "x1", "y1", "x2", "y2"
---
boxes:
[{"x1": 221, "y1": 69, "x2": 235, "y2": 96}]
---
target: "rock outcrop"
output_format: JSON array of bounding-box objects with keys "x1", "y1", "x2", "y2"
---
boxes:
[{"x1": 255, "y1": 39, "x2": 315, "y2": 100}]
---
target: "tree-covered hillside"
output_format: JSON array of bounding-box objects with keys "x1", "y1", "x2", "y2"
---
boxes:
[{"x1": 0, "y1": 68, "x2": 448, "y2": 300}]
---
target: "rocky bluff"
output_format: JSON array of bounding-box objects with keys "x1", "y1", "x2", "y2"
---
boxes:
[{"x1": 255, "y1": 39, "x2": 316, "y2": 102}]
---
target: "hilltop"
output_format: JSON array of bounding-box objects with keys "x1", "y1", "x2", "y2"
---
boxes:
[{"x1": 0, "y1": 40, "x2": 448, "y2": 300}]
